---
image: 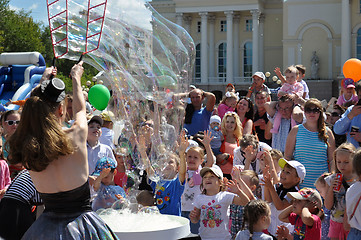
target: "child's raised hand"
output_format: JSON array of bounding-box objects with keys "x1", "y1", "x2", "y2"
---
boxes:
[
  {"x1": 231, "y1": 166, "x2": 241, "y2": 181},
  {"x1": 179, "y1": 130, "x2": 189, "y2": 154},
  {"x1": 189, "y1": 207, "x2": 201, "y2": 223},
  {"x1": 276, "y1": 225, "x2": 291, "y2": 240},
  {"x1": 243, "y1": 145, "x2": 256, "y2": 162},
  {"x1": 199, "y1": 130, "x2": 214, "y2": 147},
  {"x1": 262, "y1": 166, "x2": 274, "y2": 189},
  {"x1": 226, "y1": 179, "x2": 241, "y2": 194},
  {"x1": 274, "y1": 67, "x2": 281, "y2": 75}
]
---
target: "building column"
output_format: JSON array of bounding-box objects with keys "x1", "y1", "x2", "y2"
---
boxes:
[
  {"x1": 251, "y1": 10, "x2": 260, "y2": 73},
  {"x1": 183, "y1": 16, "x2": 192, "y2": 34},
  {"x1": 233, "y1": 14, "x2": 240, "y2": 80},
  {"x1": 209, "y1": 15, "x2": 216, "y2": 79},
  {"x1": 199, "y1": 12, "x2": 208, "y2": 84},
  {"x1": 259, "y1": 14, "x2": 265, "y2": 72},
  {"x1": 176, "y1": 13, "x2": 183, "y2": 27},
  {"x1": 225, "y1": 11, "x2": 233, "y2": 83},
  {"x1": 341, "y1": 0, "x2": 351, "y2": 71}
]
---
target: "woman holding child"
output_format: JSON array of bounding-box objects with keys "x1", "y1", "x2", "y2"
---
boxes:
[{"x1": 285, "y1": 98, "x2": 335, "y2": 189}]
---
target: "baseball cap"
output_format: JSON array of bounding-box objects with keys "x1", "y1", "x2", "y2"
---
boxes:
[
  {"x1": 210, "y1": 115, "x2": 221, "y2": 125},
  {"x1": 342, "y1": 78, "x2": 355, "y2": 89},
  {"x1": 186, "y1": 139, "x2": 199, "y2": 153},
  {"x1": 92, "y1": 157, "x2": 117, "y2": 176},
  {"x1": 88, "y1": 115, "x2": 103, "y2": 126},
  {"x1": 100, "y1": 110, "x2": 114, "y2": 122},
  {"x1": 252, "y1": 72, "x2": 266, "y2": 80},
  {"x1": 200, "y1": 166, "x2": 223, "y2": 179},
  {"x1": 226, "y1": 83, "x2": 235, "y2": 89},
  {"x1": 278, "y1": 158, "x2": 306, "y2": 183},
  {"x1": 287, "y1": 187, "x2": 323, "y2": 209}
]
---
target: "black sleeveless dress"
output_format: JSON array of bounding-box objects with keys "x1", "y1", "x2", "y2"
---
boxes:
[{"x1": 22, "y1": 181, "x2": 118, "y2": 240}]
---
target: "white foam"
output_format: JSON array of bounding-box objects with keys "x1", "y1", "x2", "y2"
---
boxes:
[{"x1": 99, "y1": 209, "x2": 184, "y2": 232}]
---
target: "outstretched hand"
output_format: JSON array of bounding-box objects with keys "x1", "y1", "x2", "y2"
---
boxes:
[
  {"x1": 199, "y1": 130, "x2": 214, "y2": 147},
  {"x1": 179, "y1": 130, "x2": 189, "y2": 153}
]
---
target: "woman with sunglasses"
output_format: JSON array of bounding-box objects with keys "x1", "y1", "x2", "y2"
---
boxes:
[
  {"x1": 284, "y1": 98, "x2": 336, "y2": 189},
  {"x1": 1, "y1": 110, "x2": 22, "y2": 179},
  {"x1": 7, "y1": 63, "x2": 118, "y2": 239}
]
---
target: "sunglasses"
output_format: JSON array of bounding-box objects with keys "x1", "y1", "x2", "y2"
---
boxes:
[
  {"x1": 331, "y1": 112, "x2": 340, "y2": 117},
  {"x1": 5, "y1": 120, "x2": 20, "y2": 126},
  {"x1": 304, "y1": 107, "x2": 321, "y2": 114}
]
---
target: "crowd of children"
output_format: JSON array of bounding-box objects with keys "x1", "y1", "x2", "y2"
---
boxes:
[{"x1": 1, "y1": 63, "x2": 361, "y2": 240}]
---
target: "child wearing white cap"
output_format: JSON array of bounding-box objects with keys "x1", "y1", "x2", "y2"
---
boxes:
[
  {"x1": 246, "y1": 72, "x2": 271, "y2": 102},
  {"x1": 209, "y1": 115, "x2": 223, "y2": 156}
]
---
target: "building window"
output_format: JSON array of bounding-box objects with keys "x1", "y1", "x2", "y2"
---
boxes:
[
  {"x1": 245, "y1": 19, "x2": 253, "y2": 32},
  {"x1": 357, "y1": 28, "x2": 361, "y2": 60},
  {"x1": 218, "y1": 42, "x2": 227, "y2": 79},
  {"x1": 197, "y1": 21, "x2": 201, "y2": 33},
  {"x1": 243, "y1": 42, "x2": 252, "y2": 78},
  {"x1": 220, "y1": 20, "x2": 227, "y2": 32},
  {"x1": 195, "y1": 43, "x2": 201, "y2": 80}
]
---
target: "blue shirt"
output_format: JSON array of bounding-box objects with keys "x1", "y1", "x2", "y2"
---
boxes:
[
  {"x1": 333, "y1": 105, "x2": 361, "y2": 148},
  {"x1": 150, "y1": 175, "x2": 185, "y2": 216},
  {"x1": 184, "y1": 107, "x2": 212, "y2": 136}
]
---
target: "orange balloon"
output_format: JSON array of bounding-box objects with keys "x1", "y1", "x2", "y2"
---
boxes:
[{"x1": 343, "y1": 58, "x2": 361, "y2": 82}]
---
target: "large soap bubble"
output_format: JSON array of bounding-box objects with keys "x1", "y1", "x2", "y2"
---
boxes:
[{"x1": 48, "y1": 0, "x2": 194, "y2": 185}]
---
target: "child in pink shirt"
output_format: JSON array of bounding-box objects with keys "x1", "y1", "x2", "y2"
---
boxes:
[
  {"x1": 217, "y1": 91, "x2": 239, "y2": 120},
  {"x1": 271, "y1": 66, "x2": 304, "y2": 134},
  {"x1": 0, "y1": 160, "x2": 10, "y2": 199}
]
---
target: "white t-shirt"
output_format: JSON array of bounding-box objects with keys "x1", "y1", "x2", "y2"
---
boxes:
[
  {"x1": 346, "y1": 181, "x2": 361, "y2": 231},
  {"x1": 193, "y1": 191, "x2": 235, "y2": 240},
  {"x1": 181, "y1": 169, "x2": 202, "y2": 211}
]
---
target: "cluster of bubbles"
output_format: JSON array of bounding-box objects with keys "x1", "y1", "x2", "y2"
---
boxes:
[{"x1": 48, "y1": 0, "x2": 195, "y2": 185}]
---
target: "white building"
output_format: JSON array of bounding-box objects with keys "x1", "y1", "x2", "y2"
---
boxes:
[{"x1": 151, "y1": 0, "x2": 361, "y2": 100}]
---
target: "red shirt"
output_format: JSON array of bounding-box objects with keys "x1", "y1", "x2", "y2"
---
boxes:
[{"x1": 289, "y1": 212, "x2": 321, "y2": 240}]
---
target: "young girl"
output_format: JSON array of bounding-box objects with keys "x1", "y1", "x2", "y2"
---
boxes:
[
  {"x1": 217, "y1": 112, "x2": 243, "y2": 179},
  {"x1": 279, "y1": 187, "x2": 324, "y2": 240},
  {"x1": 181, "y1": 130, "x2": 214, "y2": 234},
  {"x1": 337, "y1": 78, "x2": 358, "y2": 107},
  {"x1": 235, "y1": 199, "x2": 273, "y2": 240},
  {"x1": 189, "y1": 166, "x2": 250, "y2": 240},
  {"x1": 324, "y1": 143, "x2": 357, "y2": 240},
  {"x1": 271, "y1": 66, "x2": 304, "y2": 134},
  {"x1": 315, "y1": 173, "x2": 332, "y2": 240},
  {"x1": 217, "y1": 91, "x2": 239, "y2": 120}
]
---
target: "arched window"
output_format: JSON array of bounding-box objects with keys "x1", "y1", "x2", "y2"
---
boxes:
[
  {"x1": 357, "y1": 28, "x2": 361, "y2": 60},
  {"x1": 218, "y1": 42, "x2": 227, "y2": 80},
  {"x1": 243, "y1": 41, "x2": 252, "y2": 78},
  {"x1": 195, "y1": 43, "x2": 201, "y2": 81}
]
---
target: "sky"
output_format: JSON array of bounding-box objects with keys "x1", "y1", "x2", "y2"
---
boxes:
[{"x1": 9, "y1": 0, "x2": 49, "y2": 25}]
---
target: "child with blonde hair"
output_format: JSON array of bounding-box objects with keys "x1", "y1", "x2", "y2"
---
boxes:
[
  {"x1": 218, "y1": 91, "x2": 239, "y2": 120},
  {"x1": 235, "y1": 199, "x2": 273, "y2": 240},
  {"x1": 325, "y1": 143, "x2": 357, "y2": 240},
  {"x1": 270, "y1": 66, "x2": 304, "y2": 134}
]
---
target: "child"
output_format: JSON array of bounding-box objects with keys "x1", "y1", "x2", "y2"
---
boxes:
[
  {"x1": 263, "y1": 158, "x2": 306, "y2": 237},
  {"x1": 229, "y1": 169, "x2": 260, "y2": 238},
  {"x1": 209, "y1": 115, "x2": 223, "y2": 156},
  {"x1": 226, "y1": 83, "x2": 236, "y2": 93},
  {"x1": 136, "y1": 190, "x2": 159, "y2": 214},
  {"x1": 270, "y1": 66, "x2": 304, "y2": 134},
  {"x1": 138, "y1": 132, "x2": 186, "y2": 216},
  {"x1": 217, "y1": 91, "x2": 239, "y2": 119},
  {"x1": 246, "y1": 72, "x2": 271, "y2": 102},
  {"x1": 0, "y1": 137, "x2": 10, "y2": 199},
  {"x1": 189, "y1": 166, "x2": 251, "y2": 240},
  {"x1": 278, "y1": 187, "x2": 324, "y2": 240},
  {"x1": 181, "y1": 131, "x2": 214, "y2": 234},
  {"x1": 315, "y1": 173, "x2": 332, "y2": 240},
  {"x1": 324, "y1": 143, "x2": 356, "y2": 240},
  {"x1": 337, "y1": 78, "x2": 358, "y2": 107},
  {"x1": 346, "y1": 149, "x2": 361, "y2": 240},
  {"x1": 91, "y1": 157, "x2": 127, "y2": 211},
  {"x1": 235, "y1": 199, "x2": 273, "y2": 240},
  {"x1": 87, "y1": 115, "x2": 116, "y2": 175},
  {"x1": 233, "y1": 134, "x2": 272, "y2": 175}
]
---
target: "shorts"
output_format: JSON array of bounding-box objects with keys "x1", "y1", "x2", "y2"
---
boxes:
[
  {"x1": 328, "y1": 219, "x2": 349, "y2": 240},
  {"x1": 347, "y1": 227, "x2": 361, "y2": 240}
]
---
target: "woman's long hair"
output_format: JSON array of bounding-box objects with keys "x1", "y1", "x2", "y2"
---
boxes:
[
  {"x1": 184, "y1": 103, "x2": 195, "y2": 124},
  {"x1": 7, "y1": 88, "x2": 74, "y2": 172},
  {"x1": 304, "y1": 98, "x2": 329, "y2": 145},
  {"x1": 220, "y1": 112, "x2": 243, "y2": 140}
]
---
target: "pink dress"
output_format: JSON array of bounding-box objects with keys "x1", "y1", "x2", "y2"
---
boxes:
[
  {"x1": 278, "y1": 82, "x2": 304, "y2": 97},
  {"x1": 0, "y1": 160, "x2": 11, "y2": 197}
]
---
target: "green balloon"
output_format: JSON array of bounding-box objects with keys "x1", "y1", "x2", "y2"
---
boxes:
[{"x1": 88, "y1": 84, "x2": 110, "y2": 111}]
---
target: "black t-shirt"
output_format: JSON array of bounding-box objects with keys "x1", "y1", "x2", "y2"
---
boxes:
[{"x1": 254, "y1": 111, "x2": 272, "y2": 146}]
